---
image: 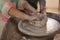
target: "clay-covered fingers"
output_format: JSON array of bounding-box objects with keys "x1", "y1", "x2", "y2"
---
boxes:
[{"x1": 25, "y1": 15, "x2": 37, "y2": 21}]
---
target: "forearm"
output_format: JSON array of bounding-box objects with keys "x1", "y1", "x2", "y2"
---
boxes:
[
  {"x1": 9, "y1": 7, "x2": 30, "y2": 20},
  {"x1": 0, "y1": 1, "x2": 31, "y2": 21}
]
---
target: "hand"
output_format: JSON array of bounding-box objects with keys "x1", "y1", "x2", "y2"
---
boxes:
[
  {"x1": 25, "y1": 15, "x2": 37, "y2": 21},
  {"x1": 29, "y1": 16, "x2": 37, "y2": 21}
]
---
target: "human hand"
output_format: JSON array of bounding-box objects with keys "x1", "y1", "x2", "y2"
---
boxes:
[{"x1": 25, "y1": 15, "x2": 37, "y2": 21}]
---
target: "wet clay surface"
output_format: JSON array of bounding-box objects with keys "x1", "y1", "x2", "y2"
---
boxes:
[
  {"x1": 18, "y1": 12, "x2": 48, "y2": 36},
  {"x1": 0, "y1": 13, "x2": 60, "y2": 40}
]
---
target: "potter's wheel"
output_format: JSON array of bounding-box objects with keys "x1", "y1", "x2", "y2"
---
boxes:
[
  {"x1": 1, "y1": 13, "x2": 60, "y2": 40},
  {"x1": 18, "y1": 17, "x2": 60, "y2": 37}
]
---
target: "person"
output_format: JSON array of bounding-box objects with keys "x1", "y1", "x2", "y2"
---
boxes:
[
  {"x1": 0, "y1": 0, "x2": 39, "y2": 22},
  {"x1": 0, "y1": 0, "x2": 48, "y2": 40}
]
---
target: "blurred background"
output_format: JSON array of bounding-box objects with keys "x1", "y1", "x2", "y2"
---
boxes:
[{"x1": 46, "y1": 0, "x2": 60, "y2": 13}]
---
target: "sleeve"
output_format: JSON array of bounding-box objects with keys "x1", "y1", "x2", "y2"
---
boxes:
[
  {"x1": 18, "y1": 0, "x2": 27, "y2": 10},
  {"x1": 0, "y1": 0, "x2": 15, "y2": 19}
]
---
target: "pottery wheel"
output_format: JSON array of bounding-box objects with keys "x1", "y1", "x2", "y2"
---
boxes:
[
  {"x1": 1, "y1": 13, "x2": 60, "y2": 40},
  {"x1": 18, "y1": 17, "x2": 60, "y2": 37}
]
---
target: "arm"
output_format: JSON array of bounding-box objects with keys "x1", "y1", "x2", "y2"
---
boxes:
[
  {"x1": 9, "y1": 7, "x2": 37, "y2": 21},
  {"x1": 0, "y1": 1, "x2": 31, "y2": 20},
  {"x1": 8, "y1": 7, "x2": 31, "y2": 20}
]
